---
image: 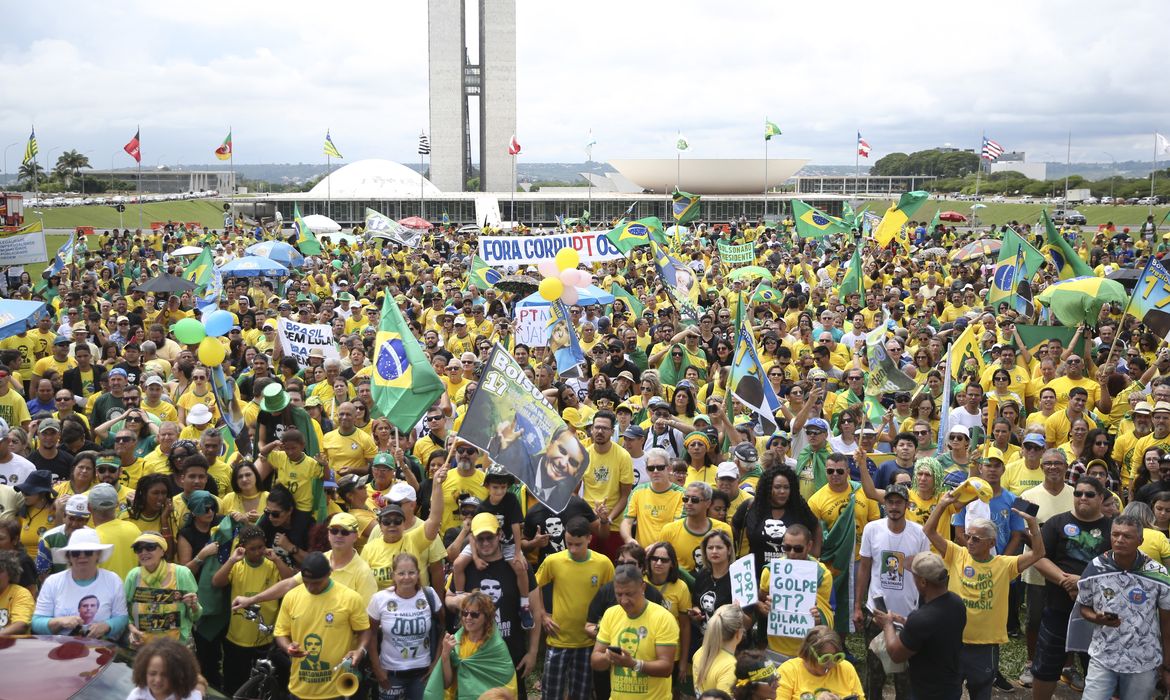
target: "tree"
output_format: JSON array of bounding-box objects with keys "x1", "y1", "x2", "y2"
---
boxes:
[{"x1": 17, "y1": 161, "x2": 45, "y2": 189}]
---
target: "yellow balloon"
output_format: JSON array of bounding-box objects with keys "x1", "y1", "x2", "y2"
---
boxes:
[
  {"x1": 554, "y1": 246, "x2": 580, "y2": 271},
  {"x1": 539, "y1": 277, "x2": 564, "y2": 302},
  {"x1": 197, "y1": 337, "x2": 227, "y2": 366}
]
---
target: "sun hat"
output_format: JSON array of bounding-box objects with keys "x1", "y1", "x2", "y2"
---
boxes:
[
  {"x1": 14, "y1": 470, "x2": 55, "y2": 497},
  {"x1": 186, "y1": 403, "x2": 213, "y2": 426},
  {"x1": 53, "y1": 528, "x2": 114, "y2": 564}
]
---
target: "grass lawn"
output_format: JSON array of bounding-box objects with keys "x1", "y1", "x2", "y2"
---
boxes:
[{"x1": 29, "y1": 199, "x2": 227, "y2": 230}]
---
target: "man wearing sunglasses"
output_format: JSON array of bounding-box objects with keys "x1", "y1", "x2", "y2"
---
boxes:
[
  {"x1": 657, "y1": 481, "x2": 732, "y2": 573},
  {"x1": 809, "y1": 452, "x2": 880, "y2": 577},
  {"x1": 756, "y1": 523, "x2": 833, "y2": 658},
  {"x1": 436, "y1": 441, "x2": 487, "y2": 534},
  {"x1": 619, "y1": 447, "x2": 684, "y2": 550},
  {"x1": 360, "y1": 468, "x2": 447, "y2": 591},
  {"x1": 1028, "y1": 475, "x2": 1109, "y2": 699}
]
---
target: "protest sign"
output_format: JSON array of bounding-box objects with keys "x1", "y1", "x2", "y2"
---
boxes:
[
  {"x1": 477, "y1": 231, "x2": 625, "y2": 266},
  {"x1": 729, "y1": 554, "x2": 757, "y2": 608},
  {"x1": 0, "y1": 227, "x2": 48, "y2": 265},
  {"x1": 514, "y1": 304, "x2": 552, "y2": 347},
  {"x1": 277, "y1": 317, "x2": 340, "y2": 365},
  {"x1": 767, "y1": 559, "x2": 820, "y2": 639},
  {"x1": 456, "y1": 345, "x2": 587, "y2": 512},
  {"x1": 717, "y1": 240, "x2": 755, "y2": 266}
]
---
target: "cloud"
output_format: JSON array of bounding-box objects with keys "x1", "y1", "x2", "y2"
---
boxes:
[{"x1": 3, "y1": 0, "x2": 1167, "y2": 169}]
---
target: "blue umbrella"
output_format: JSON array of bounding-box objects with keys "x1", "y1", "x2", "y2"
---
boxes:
[
  {"x1": 0, "y1": 300, "x2": 49, "y2": 342},
  {"x1": 519, "y1": 284, "x2": 615, "y2": 307},
  {"x1": 245, "y1": 241, "x2": 304, "y2": 268},
  {"x1": 218, "y1": 256, "x2": 290, "y2": 278}
]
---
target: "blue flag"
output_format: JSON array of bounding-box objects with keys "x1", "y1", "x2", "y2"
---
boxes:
[{"x1": 547, "y1": 300, "x2": 585, "y2": 378}]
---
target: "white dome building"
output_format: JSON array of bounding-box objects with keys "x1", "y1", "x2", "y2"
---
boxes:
[{"x1": 307, "y1": 158, "x2": 442, "y2": 198}]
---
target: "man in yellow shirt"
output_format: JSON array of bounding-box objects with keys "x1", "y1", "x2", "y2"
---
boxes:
[
  {"x1": 359, "y1": 469, "x2": 446, "y2": 588},
  {"x1": 619, "y1": 448, "x2": 683, "y2": 548},
  {"x1": 808, "y1": 453, "x2": 880, "y2": 569},
  {"x1": 580, "y1": 411, "x2": 634, "y2": 559},
  {"x1": 321, "y1": 402, "x2": 377, "y2": 478},
  {"x1": 658, "y1": 481, "x2": 733, "y2": 572},
  {"x1": 591, "y1": 564, "x2": 679, "y2": 700},
  {"x1": 1044, "y1": 355, "x2": 1104, "y2": 412}
]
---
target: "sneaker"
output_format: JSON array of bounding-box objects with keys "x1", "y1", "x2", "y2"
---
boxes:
[
  {"x1": 1061, "y1": 665, "x2": 1085, "y2": 692},
  {"x1": 1018, "y1": 667, "x2": 1034, "y2": 688},
  {"x1": 993, "y1": 671, "x2": 1015, "y2": 691},
  {"x1": 520, "y1": 606, "x2": 534, "y2": 630}
]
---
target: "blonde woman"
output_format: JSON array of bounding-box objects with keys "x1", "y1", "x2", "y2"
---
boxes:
[{"x1": 692, "y1": 603, "x2": 746, "y2": 694}]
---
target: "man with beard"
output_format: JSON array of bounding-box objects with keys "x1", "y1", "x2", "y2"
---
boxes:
[{"x1": 854, "y1": 483, "x2": 931, "y2": 699}]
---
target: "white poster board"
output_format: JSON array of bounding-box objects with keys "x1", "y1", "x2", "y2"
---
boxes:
[
  {"x1": 513, "y1": 304, "x2": 552, "y2": 348},
  {"x1": 276, "y1": 317, "x2": 341, "y2": 365},
  {"x1": 0, "y1": 230, "x2": 48, "y2": 265},
  {"x1": 766, "y1": 559, "x2": 819, "y2": 639},
  {"x1": 729, "y1": 554, "x2": 757, "y2": 608}
]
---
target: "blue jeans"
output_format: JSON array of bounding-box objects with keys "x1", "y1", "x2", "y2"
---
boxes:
[
  {"x1": 959, "y1": 643, "x2": 996, "y2": 700},
  {"x1": 379, "y1": 669, "x2": 428, "y2": 700},
  {"x1": 1081, "y1": 657, "x2": 1158, "y2": 700}
]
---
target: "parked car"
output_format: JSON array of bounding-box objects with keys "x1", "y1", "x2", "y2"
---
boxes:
[
  {"x1": 1083, "y1": 197, "x2": 1099, "y2": 205},
  {"x1": 1138, "y1": 196, "x2": 1160, "y2": 206},
  {"x1": 1053, "y1": 209, "x2": 1087, "y2": 226}
]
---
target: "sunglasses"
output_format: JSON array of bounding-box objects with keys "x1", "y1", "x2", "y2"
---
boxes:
[
  {"x1": 132, "y1": 543, "x2": 161, "y2": 553},
  {"x1": 461, "y1": 610, "x2": 482, "y2": 619},
  {"x1": 1074, "y1": 490, "x2": 1099, "y2": 499},
  {"x1": 814, "y1": 650, "x2": 845, "y2": 665},
  {"x1": 456, "y1": 447, "x2": 477, "y2": 455},
  {"x1": 263, "y1": 509, "x2": 286, "y2": 518},
  {"x1": 682, "y1": 496, "x2": 706, "y2": 504},
  {"x1": 66, "y1": 550, "x2": 96, "y2": 559},
  {"x1": 96, "y1": 465, "x2": 119, "y2": 474},
  {"x1": 328, "y1": 527, "x2": 355, "y2": 536},
  {"x1": 780, "y1": 544, "x2": 805, "y2": 553},
  {"x1": 380, "y1": 517, "x2": 405, "y2": 526},
  {"x1": 825, "y1": 468, "x2": 847, "y2": 476},
  {"x1": 804, "y1": 429, "x2": 825, "y2": 436},
  {"x1": 645, "y1": 464, "x2": 667, "y2": 472},
  {"x1": 426, "y1": 415, "x2": 444, "y2": 422},
  {"x1": 648, "y1": 555, "x2": 672, "y2": 564},
  {"x1": 114, "y1": 436, "x2": 135, "y2": 443}
]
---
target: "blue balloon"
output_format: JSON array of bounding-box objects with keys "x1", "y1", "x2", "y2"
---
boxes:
[{"x1": 203, "y1": 309, "x2": 235, "y2": 338}]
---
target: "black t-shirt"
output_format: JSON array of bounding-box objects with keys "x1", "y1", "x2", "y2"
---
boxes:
[
  {"x1": 259, "y1": 509, "x2": 312, "y2": 568},
  {"x1": 463, "y1": 557, "x2": 537, "y2": 664},
  {"x1": 691, "y1": 567, "x2": 732, "y2": 635},
  {"x1": 113, "y1": 361, "x2": 143, "y2": 387},
  {"x1": 899, "y1": 591, "x2": 966, "y2": 700},
  {"x1": 586, "y1": 581, "x2": 665, "y2": 624},
  {"x1": 733, "y1": 502, "x2": 815, "y2": 577},
  {"x1": 522, "y1": 495, "x2": 598, "y2": 565},
  {"x1": 31, "y1": 448, "x2": 74, "y2": 481},
  {"x1": 1040, "y1": 511, "x2": 1110, "y2": 613},
  {"x1": 476, "y1": 492, "x2": 523, "y2": 547}
]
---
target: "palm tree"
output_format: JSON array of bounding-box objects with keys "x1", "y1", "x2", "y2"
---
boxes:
[
  {"x1": 55, "y1": 150, "x2": 90, "y2": 189},
  {"x1": 18, "y1": 161, "x2": 45, "y2": 189}
]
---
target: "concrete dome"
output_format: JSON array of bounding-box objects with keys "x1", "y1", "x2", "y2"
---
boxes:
[{"x1": 307, "y1": 158, "x2": 442, "y2": 198}]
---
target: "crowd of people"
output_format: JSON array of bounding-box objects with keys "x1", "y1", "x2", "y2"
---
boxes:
[{"x1": 0, "y1": 210, "x2": 1168, "y2": 700}]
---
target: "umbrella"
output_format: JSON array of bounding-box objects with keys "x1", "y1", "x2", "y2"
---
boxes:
[
  {"x1": 918, "y1": 247, "x2": 948, "y2": 259},
  {"x1": 727, "y1": 266, "x2": 773, "y2": 283},
  {"x1": 398, "y1": 216, "x2": 433, "y2": 230},
  {"x1": 950, "y1": 239, "x2": 1002, "y2": 262},
  {"x1": 495, "y1": 274, "x2": 541, "y2": 295},
  {"x1": 1106, "y1": 267, "x2": 1142, "y2": 292},
  {"x1": 135, "y1": 274, "x2": 196, "y2": 294},
  {"x1": 520, "y1": 284, "x2": 615, "y2": 307},
  {"x1": 939, "y1": 211, "x2": 967, "y2": 223},
  {"x1": 218, "y1": 256, "x2": 290, "y2": 278},
  {"x1": 970, "y1": 203, "x2": 988, "y2": 210},
  {"x1": 245, "y1": 241, "x2": 304, "y2": 268},
  {"x1": 1036, "y1": 276, "x2": 1128, "y2": 326},
  {"x1": 302, "y1": 214, "x2": 341, "y2": 233},
  {"x1": 172, "y1": 245, "x2": 205, "y2": 257},
  {"x1": 0, "y1": 300, "x2": 48, "y2": 342}
]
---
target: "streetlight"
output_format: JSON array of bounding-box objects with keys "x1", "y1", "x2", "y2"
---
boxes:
[
  {"x1": 3, "y1": 142, "x2": 18, "y2": 185},
  {"x1": 79, "y1": 150, "x2": 94, "y2": 195},
  {"x1": 1100, "y1": 151, "x2": 1117, "y2": 202}
]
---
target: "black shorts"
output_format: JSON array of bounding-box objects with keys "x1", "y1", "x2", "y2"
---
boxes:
[
  {"x1": 1026, "y1": 583, "x2": 1047, "y2": 630},
  {"x1": 1031, "y1": 606, "x2": 1071, "y2": 682}
]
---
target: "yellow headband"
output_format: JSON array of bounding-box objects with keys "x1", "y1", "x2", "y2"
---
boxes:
[{"x1": 734, "y1": 661, "x2": 777, "y2": 687}]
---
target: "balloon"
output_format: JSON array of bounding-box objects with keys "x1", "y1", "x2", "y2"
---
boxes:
[
  {"x1": 538, "y1": 277, "x2": 564, "y2": 302},
  {"x1": 171, "y1": 318, "x2": 206, "y2": 345},
  {"x1": 537, "y1": 260, "x2": 560, "y2": 279},
  {"x1": 197, "y1": 337, "x2": 227, "y2": 366},
  {"x1": 567, "y1": 269, "x2": 592, "y2": 287},
  {"x1": 561, "y1": 286, "x2": 579, "y2": 305},
  {"x1": 558, "y1": 268, "x2": 578, "y2": 286},
  {"x1": 203, "y1": 309, "x2": 234, "y2": 338},
  {"x1": 554, "y1": 247, "x2": 580, "y2": 271}
]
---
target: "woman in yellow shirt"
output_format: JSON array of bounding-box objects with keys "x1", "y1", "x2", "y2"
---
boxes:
[
  {"x1": 776, "y1": 627, "x2": 864, "y2": 700},
  {"x1": 691, "y1": 603, "x2": 743, "y2": 695}
]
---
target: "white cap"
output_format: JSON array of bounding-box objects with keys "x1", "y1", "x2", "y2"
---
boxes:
[
  {"x1": 65, "y1": 494, "x2": 90, "y2": 517},
  {"x1": 716, "y1": 461, "x2": 739, "y2": 480},
  {"x1": 948, "y1": 424, "x2": 970, "y2": 438},
  {"x1": 388, "y1": 482, "x2": 417, "y2": 502}
]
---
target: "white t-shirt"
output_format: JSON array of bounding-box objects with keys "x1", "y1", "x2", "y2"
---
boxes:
[
  {"x1": 34, "y1": 568, "x2": 127, "y2": 624},
  {"x1": 859, "y1": 519, "x2": 930, "y2": 618},
  {"x1": 0, "y1": 454, "x2": 35, "y2": 488},
  {"x1": 366, "y1": 587, "x2": 440, "y2": 671},
  {"x1": 630, "y1": 453, "x2": 648, "y2": 489},
  {"x1": 948, "y1": 407, "x2": 983, "y2": 431},
  {"x1": 126, "y1": 687, "x2": 203, "y2": 700}
]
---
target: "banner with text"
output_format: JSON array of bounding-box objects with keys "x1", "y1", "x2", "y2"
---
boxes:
[
  {"x1": 277, "y1": 317, "x2": 340, "y2": 365},
  {"x1": 767, "y1": 559, "x2": 819, "y2": 639},
  {"x1": 0, "y1": 229, "x2": 48, "y2": 266},
  {"x1": 514, "y1": 303, "x2": 553, "y2": 347},
  {"x1": 729, "y1": 554, "x2": 758, "y2": 608},
  {"x1": 478, "y1": 231, "x2": 626, "y2": 267},
  {"x1": 717, "y1": 240, "x2": 755, "y2": 266}
]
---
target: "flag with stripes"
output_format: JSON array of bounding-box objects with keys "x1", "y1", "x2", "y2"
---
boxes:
[
  {"x1": 857, "y1": 132, "x2": 871, "y2": 158},
  {"x1": 22, "y1": 128, "x2": 38, "y2": 166},
  {"x1": 981, "y1": 136, "x2": 1004, "y2": 161},
  {"x1": 418, "y1": 131, "x2": 430, "y2": 156},
  {"x1": 323, "y1": 130, "x2": 343, "y2": 159}
]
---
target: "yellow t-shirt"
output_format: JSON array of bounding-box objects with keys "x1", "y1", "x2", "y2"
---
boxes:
[
  {"x1": 581, "y1": 444, "x2": 634, "y2": 531},
  {"x1": 1140, "y1": 527, "x2": 1170, "y2": 566},
  {"x1": 657, "y1": 518, "x2": 733, "y2": 572},
  {"x1": 623, "y1": 483, "x2": 684, "y2": 548},
  {"x1": 226, "y1": 557, "x2": 282, "y2": 647},
  {"x1": 0, "y1": 583, "x2": 34, "y2": 628},
  {"x1": 0, "y1": 391, "x2": 30, "y2": 431},
  {"x1": 1003, "y1": 461, "x2": 1044, "y2": 496},
  {"x1": 142, "y1": 399, "x2": 179, "y2": 424},
  {"x1": 534, "y1": 550, "x2": 615, "y2": 648},
  {"x1": 267, "y1": 450, "x2": 324, "y2": 513},
  {"x1": 360, "y1": 527, "x2": 437, "y2": 589},
  {"x1": 692, "y1": 648, "x2": 736, "y2": 694},
  {"x1": 807, "y1": 484, "x2": 880, "y2": 562},
  {"x1": 440, "y1": 470, "x2": 488, "y2": 534},
  {"x1": 777, "y1": 657, "x2": 865, "y2": 700},
  {"x1": 760, "y1": 559, "x2": 834, "y2": 657},
  {"x1": 273, "y1": 580, "x2": 369, "y2": 700},
  {"x1": 320, "y1": 429, "x2": 378, "y2": 475},
  {"x1": 596, "y1": 601, "x2": 679, "y2": 700},
  {"x1": 943, "y1": 545, "x2": 1020, "y2": 644},
  {"x1": 293, "y1": 550, "x2": 379, "y2": 603},
  {"x1": 1044, "y1": 375, "x2": 1101, "y2": 412},
  {"x1": 96, "y1": 518, "x2": 144, "y2": 579}
]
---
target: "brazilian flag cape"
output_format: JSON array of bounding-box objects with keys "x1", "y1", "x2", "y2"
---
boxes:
[
  {"x1": 424, "y1": 628, "x2": 517, "y2": 700},
  {"x1": 819, "y1": 487, "x2": 859, "y2": 638}
]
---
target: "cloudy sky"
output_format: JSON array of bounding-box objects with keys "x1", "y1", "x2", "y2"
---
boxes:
[{"x1": 3, "y1": 0, "x2": 1166, "y2": 170}]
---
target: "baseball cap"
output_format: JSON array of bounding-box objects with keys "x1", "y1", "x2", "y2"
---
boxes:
[
  {"x1": 108, "y1": 368, "x2": 128, "y2": 379},
  {"x1": 329, "y1": 512, "x2": 360, "y2": 532},
  {"x1": 804, "y1": 417, "x2": 830, "y2": 433},
  {"x1": 53, "y1": 335, "x2": 70, "y2": 346},
  {"x1": 387, "y1": 482, "x2": 417, "y2": 502},
  {"x1": 948, "y1": 424, "x2": 970, "y2": 438},
  {"x1": 910, "y1": 552, "x2": 949, "y2": 585},
  {"x1": 884, "y1": 483, "x2": 911, "y2": 502},
  {"x1": 37, "y1": 418, "x2": 61, "y2": 434},
  {"x1": 379, "y1": 503, "x2": 405, "y2": 518},
  {"x1": 1022, "y1": 433, "x2": 1046, "y2": 448},
  {"x1": 471, "y1": 512, "x2": 500, "y2": 536},
  {"x1": 65, "y1": 494, "x2": 90, "y2": 517},
  {"x1": 732, "y1": 443, "x2": 759, "y2": 462},
  {"x1": 300, "y1": 552, "x2": 332, "y2": 579},
  {"x1": 984, "y1": 446, "x2": 1006, "y2": 464},
  {"x1": 622, "y1": 425, "x2": 646, "y2": 440},
  {"x1": 716, "y1": 462, "x2": 739, "y2": 480},
  {"x1": 87, "y1": 483, "x2": 120, "y2": 511},
  {"x1": 144, "y1": 375, "x2": 165, "y2": 387},
  {"x1": 647, "y1": 397, "x2": 670, "y2": 411}
]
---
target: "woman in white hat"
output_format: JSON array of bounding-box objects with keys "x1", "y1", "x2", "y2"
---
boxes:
[{"x1": 31, "y1": 528, "x2": 127, "y2": 640}]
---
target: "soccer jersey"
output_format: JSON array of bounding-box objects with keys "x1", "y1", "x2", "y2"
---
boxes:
[
  {"x1": 225, "y1": 557, "x2": 282, "y2": 647},
  {"x1": 0, "y1": 583, "x2": 33, "y2": 629},
  {"x1": 273, "y1": 580, "x2": 369, "y2": 700},
  {"x1": 623, "y1": 483, "x2": 684, "y2": 548},
  {"x1": 320, "y1": 428, "x2": 377, "y2": 475},
  {"x1": 808, "y1": 483, "x2": 880, "y2": 561},
  {"x1": 267, "y1": 450, "x2": 324, "y2": 513},
  {"x1": 535, "y1": 550, "x2": 614, "y2": 648},
  {"x1": 657, "y1": 518, "x2": 733, "y2": 572},
  {"x1": 360, "y1": 527, "x2": 437, "y2": 589},
  {"x1": 942, "y1": 545, "x2": 1020, "y2": 644},
  {"x1": 596, "y1": 600, "x2": 679, "y2": 700},
  {"x1": 581, "y1": 443, "x2": 634, "y2": 531}
]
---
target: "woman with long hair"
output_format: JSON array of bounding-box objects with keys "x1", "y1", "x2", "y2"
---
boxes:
[
  {"x1": 1131, "y1": 446, "x2": 1165, "y2": 499},
  {"x1": 127, "y1": 474, "x2": 175, "y2": 547},
  {"x1": 731, "y1": 465, "x2": 821, "y2": 575},
  {"x1": 1075, "y1": 429, "x2": 1116, "y2": 482},
  {"x1": 1058, "y1": 417, "x2": 1091, "y2": 464},
  {"x1": 690, "y1": 530, "x2": 735, "y2": 637},
  {"x1": 674, "y1": 385, "x2": 699, "y2": 420},
  {"x1": 221, "y1": 462, "x2": 268, "y2": 528},
  {"x1": 692, "y1": 603, "x2": 746, "y2": 695},
  {"x1": 54, "y1": 451, "x2": 98, "y2": 501},
  {"x1": 900, "y1": 395, "x2": 938, "y2": 435},
  {"x1": 16, "y1": 470, "x2": 57, "y2": 558}
]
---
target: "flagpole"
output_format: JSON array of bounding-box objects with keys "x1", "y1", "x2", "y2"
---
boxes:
[
  {"x1": 326, "y1": 150, "x2": 332, "y2": 220},
  {"x1": 420, "y1": 149, "x2": 425, "y2": 219},
  {"x1": 974, "y1": 132, "x2": 983, "y2": 204},
  {"x1": 1064, "y1": 130, "x2": 1072, "y2": 206},
  {"x1": 586, "y1": 137, "x2": 593, "y2": 226},
  {"x1": 854, "y1": 130, "x2": 860, "y2": 184},
  {"x1": 137, "y1": 125, "x2": 143, "y2": 231},
  {"x1": 228, "y1": 125, "x2": 235, "y2": 201},
  {"x1": 511, "y1": 151, "x2": 516, "y2": 230},
  {"x1": 1151, "y1": 131, "x2": 1158, "y2": 218},
  {"x1": 763, "y1": 119, "x2": 768, "y2": 220}
]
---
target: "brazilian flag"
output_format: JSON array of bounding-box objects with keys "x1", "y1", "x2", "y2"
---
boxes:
[
  {"x1": 293, "y1": 203, "x2": 322, "y2": 256},
  {"x1": 672, "y1": 189, "x2": 700, "y2": 224},
  {"x1": 839, "y1": 247, "x2": 864, "y2": 303},
  {"x1": 468, "y1": 255, "x2": 501, "y2": 290},
  {"x1": 609, "y1": 283, "x2": 645, "y2": 318},
  {"x1": 182, "y1": 247, "x2": 215, "y2": 296},
  {"x1": 1042, "y1": 209, "x2": 1094, "y2": 280},
  {"x1": 604, "y1": 216, "x2": 665, "y2": 254},
  {"x1": 792, "y1": 199, "x2": 851, "y2": 238},
  {"x1": 371, "y1": 294, "x2": 446, "y2": 433},
  {"x1": 751, "y1": 283, "x2": 781, "y2": 304}
]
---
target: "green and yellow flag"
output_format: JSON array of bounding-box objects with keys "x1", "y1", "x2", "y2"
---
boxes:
[
  {"x1": 948, "y1": 321, "x2": 986, "y2": 381},
  {"x1": 751, "y1": 282, "x2": 781, "y2": 305},
  {"x1": 182, "y1": 247, "x2": 215, "y2": 295},
  {"x1": 609, "y1": 282, "x2": 645, "y2": 318},
  {"x1": 468, "y1": 255, "x2": 501, "y2": 290},
  {"x1": 873, "y1": 190, "x2": 929, "y2": 248},
  {"x1": 293, "y1": 204, "x2": 322, "y2": 256},
  {"x1": 1041, "y1": 209, "x2": 1094, "y2": 279},
  {"x1": 764, "y1": 120, "x2": 782, "y2": 140},
  {"x1": 604, "y1": 216, "x2": 664, "y2": 254},
  {"x1": 839, "y1": 247, "x2": 864, "y2": 303},
  {"x1": 672, "y1": 189, "x2": 701, "y2": 225},
  {"x1": 792, "y1": 200, "x2": 851, "y2": 239},
  {"x1": 987, "y1": 229, "x2": 1043, "y2": 306},
  {"x1": 371, "y1": 293, "x2": 446, "y2": 432}
]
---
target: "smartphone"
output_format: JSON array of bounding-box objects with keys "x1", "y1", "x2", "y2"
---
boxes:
[
  {"x1": 1015, "y1": 499, "x2": 1040, "y2": 517},
  {"x1": 606, "y1": 645, "x2": 622, "y2": 655},
  {"x1": 872, "y1": 596, "x2": 887, "y2": 614}
]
